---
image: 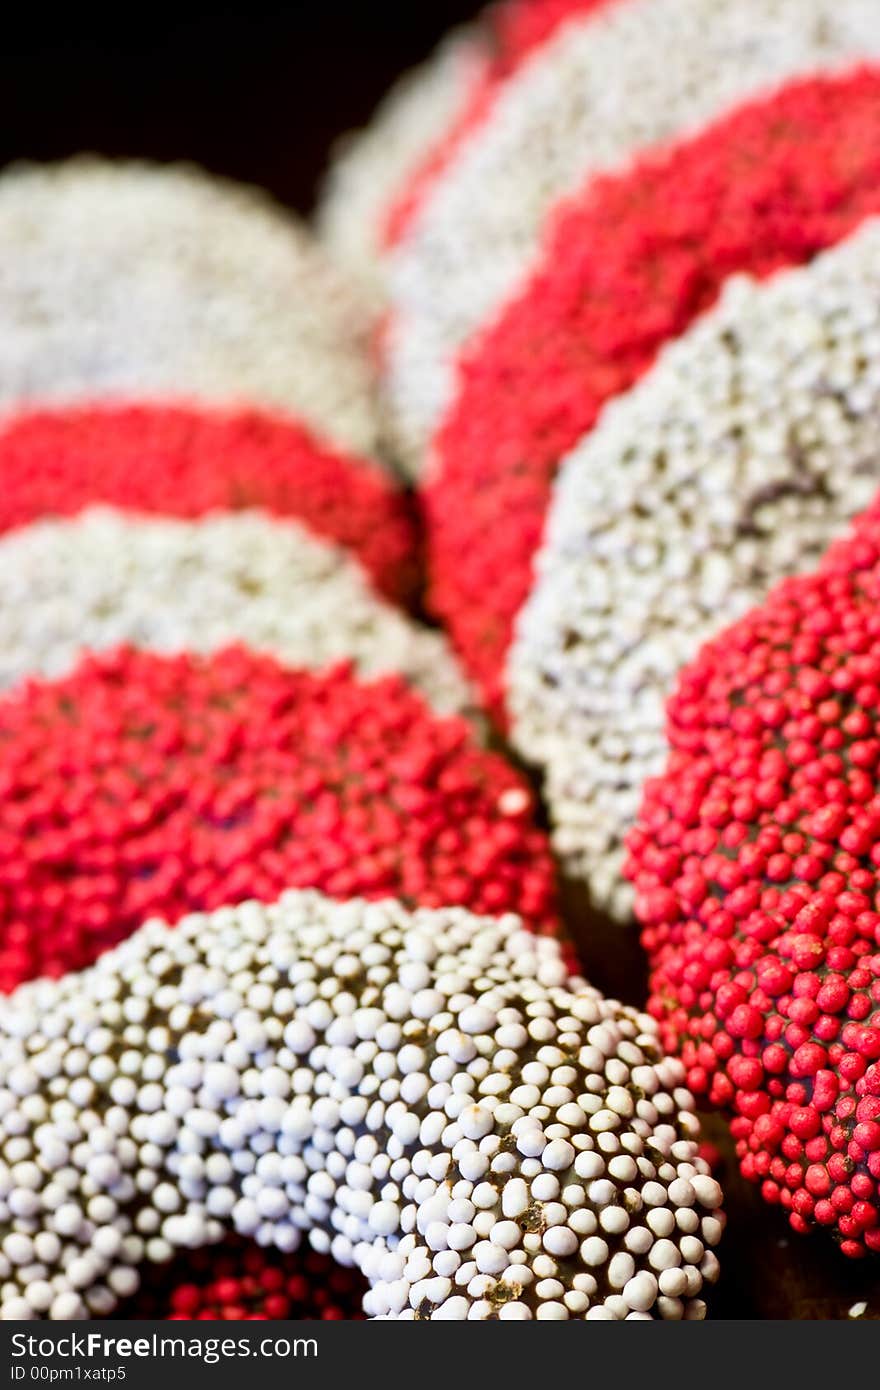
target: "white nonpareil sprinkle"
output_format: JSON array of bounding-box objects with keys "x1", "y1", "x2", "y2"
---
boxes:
[
  {"x1": 0, "y1": 891, "x2": 723, "y2": 1320},
  {"x1": 0, "y1": 507, "x2": 474, "y2": 717},
  {"x1": 508, "y1": 218, "x2": 880, "y2": 920},
  {"x1": 382, "y1": 0, "x2": 880, "y2": 475},
  {"x1": 0, "y1": 158, "x2": 383, "y2": 463}
]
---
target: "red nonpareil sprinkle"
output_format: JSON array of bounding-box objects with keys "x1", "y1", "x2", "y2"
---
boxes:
[
  {"x1": 425, "y1": 68, "x2": 880, "y2": 722},
  {"x1": 0, "y1": 404, "x2": 417, "y2": 604},
  {"x1": 0, "y1": 646, "x2": 559, "y2": 990},
  {"x1": 121, "y1": 1242, "x2": 367, "y2": 1321},
  {"x1": 380, "y1": 0, "x2": 613, "y2": 249},
  {"x1": 625, "y1": 493, "x2": 880, "y2": 1256}
]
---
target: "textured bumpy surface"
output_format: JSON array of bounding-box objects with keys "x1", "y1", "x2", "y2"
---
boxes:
[
  {"x1": 0, "y1": 647, "x2": 556, "y2": 990},
  {"x1": 0, "y1": 160, "x2": 383, "y2": 462},
  {"x1": 509, "y1": 219, "x2": 880, "y2": 921},
  {"x1": 374, "y1": 0, "x2": 612, "y2": 256},
  {"x1": 0, "y1": 405, "x2": 416, "y2": 604},
  {"x1": 317, "y1": 27, "x2": 488, "y2": 285},
  {"x1": 384, "y1": 0, "x2": 880, "y2": 474},
  {"x1": 627, "y1": 498, "x2": 880, "y2": 1256},
  {"x1": 317, "y1": 1, "x2": 611, "y2": 285},
  {"x1": 0, "y1": 508, "x2": 473, "y2": 717},
  {"x1": 426, "y1": 69, "x2": 880, "y2": 720},
  {"x1": 0, "y1": 890, "x2": 723, "y2": 1319}
]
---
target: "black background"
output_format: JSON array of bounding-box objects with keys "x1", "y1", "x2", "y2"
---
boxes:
[{"x1": 0, "y1": 2, "x2": 484, "y2": 216}]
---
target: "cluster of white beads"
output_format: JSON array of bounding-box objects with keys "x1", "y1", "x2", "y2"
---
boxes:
[
  {"x1": 382, "y1": 0, "x2": 880, "y2": 475},
  {"x1": 508, "y1": 218, "x2": 880, "y2": 921},
  {"x1": 0, "y1": 507, "x2": 474, "y2": 717},
  {"x1": 0, "y1": 890, "x2": 723, "y2": 1320},
  {"x1": 0, "y1": 158, "x2": 383, "y2": 463},
  {"x1": 318, "y1": 26, "x2": 486, "y2": 288}
]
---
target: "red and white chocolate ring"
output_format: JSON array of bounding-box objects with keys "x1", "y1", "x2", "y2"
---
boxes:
[
  {"x1": 627, "y1": 495, "x2": 880, "y2": 1257},
  {"x1": 384, "y1": 0, "x2": 880, "y2": 475},
  {"x1": 0, "y1": 887, "x2": 723, "y2": 1319},
  {"x1": 0, "y1": 160, "x2": 385, "y2": 469}
]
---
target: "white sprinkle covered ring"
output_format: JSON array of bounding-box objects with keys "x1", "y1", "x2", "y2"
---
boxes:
[{"x1": 0, "y1": 891, "x2": 723, "y2": 1321}]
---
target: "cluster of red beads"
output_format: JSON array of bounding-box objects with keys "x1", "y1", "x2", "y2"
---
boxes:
[
  {"x1": 626, "y1": 495, "x2": 880, "y2": 1257},
  {"x1": 379, "y1": 0, "x2": 612, "y2": 249},
  {"x1": 0, "y1": 645, "x2": 558, "y2": 990},
  {"x1": 424, "y1": 68, "x2": 880, "y2": 720},
  {"x1": 0, "y1": 404, "x2": 417, "y2": 604},
  {"x1": 121, "y1": 1243, "x2": 367, "y2": 1321}
]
